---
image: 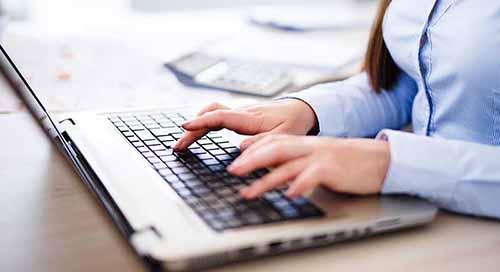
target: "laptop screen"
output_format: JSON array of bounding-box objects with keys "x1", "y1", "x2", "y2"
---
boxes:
[{"x1": 0, "y1": 44, "x2": 66, "y2": 143}]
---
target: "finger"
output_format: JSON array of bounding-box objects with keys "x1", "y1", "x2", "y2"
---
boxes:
[
  {"x1": 285, "y1": 163, "x2": 324, "y2": 198},
  {"x1": 239, "y1": 127, "x2": 288, "y2": 151},
  {"x1": 238, "y1": 134, "x2": 307, "y2": 163},
  {"x1": 239, "y1": 134, "x2": 290, "y2": 156},
  {"x1": 196, "y1": 102, "x2": 230, "y2": 116},
  {"x1": 182, "y1": 109, "x2": 263, "y2": 135},
  {"x1": 241, "y1": 157, "x2": 310, "y2": 199},
  {"x1": 228, "y1": 138, "x2": 310, "y2": 176},
  {"x1": 173, "y1": 129, "x2": 208, "y2": 151},
  {"x1": 173, "y1": 103, "x2": 229, "y2": 150}
]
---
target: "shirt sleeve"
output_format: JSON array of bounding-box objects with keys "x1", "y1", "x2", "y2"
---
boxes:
[
  {"x1": 283, "y1": 71, "x2": 418, "y2": 137},
  {"x1": 377, "y1": 129, "x2": 500, "y2": 219}
]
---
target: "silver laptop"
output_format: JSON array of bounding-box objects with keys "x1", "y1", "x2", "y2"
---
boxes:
[{"x1": 0, "y1": 44, "x2": 437, "y2": 271}]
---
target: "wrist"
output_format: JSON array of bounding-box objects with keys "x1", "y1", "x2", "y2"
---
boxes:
[
  {"x1": 377, "y1": 140, "x2": 391, "y2": 191},
  {"x1": 288, "y1": 99, "x2": 319, "y2": 135}
]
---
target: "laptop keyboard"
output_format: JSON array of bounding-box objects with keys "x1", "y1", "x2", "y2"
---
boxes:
[{"x1": 108, "y1": 111, "x2": 323, "y2": 231}]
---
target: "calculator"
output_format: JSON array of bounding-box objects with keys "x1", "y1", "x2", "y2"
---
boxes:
[{"x1": 165, "y1": 52, "x2": 293, "y2": 97}]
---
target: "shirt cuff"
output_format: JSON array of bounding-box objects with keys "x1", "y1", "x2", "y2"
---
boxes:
[{"x1": 376, "y1": 129, "x2": 455, "y2": 206}]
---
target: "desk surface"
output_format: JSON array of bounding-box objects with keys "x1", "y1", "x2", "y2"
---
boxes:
[{"x1": 1, "y1": 113, "x2": 500, "y2": 272}]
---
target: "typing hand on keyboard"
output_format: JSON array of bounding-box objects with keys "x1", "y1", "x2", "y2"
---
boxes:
[
  {"x1": 109, "y1": 109, "x2": 323, "y2": 231},
  {"x1": 173, "y1": 100, "x2": 318, "y2": 152}
]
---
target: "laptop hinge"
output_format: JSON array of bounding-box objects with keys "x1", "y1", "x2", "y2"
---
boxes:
[
  {"x1": 130, "y1": 227, "x2": 162, "y2": 256},
  {"x1": 61, "y1": 130, "x2": 165, "y2": 261},
  {"x1": 59, "y1": 117, "x2": 76, "y2": 126},
  {"x1": 60, "y1": 131, "x2": 137, "y2": 239}
]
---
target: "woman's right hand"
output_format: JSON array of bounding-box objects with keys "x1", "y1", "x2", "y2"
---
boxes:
[{"x1": 173, "y1": 99, "x2": 318, "y2": 151}]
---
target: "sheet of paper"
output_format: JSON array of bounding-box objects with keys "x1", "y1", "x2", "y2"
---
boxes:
[
  {"x1": 247, "y1": 2, "x2": 377, "y2": 31},
  {"x1": 202, "y1": 27, "x2": 368, "y2": 71},
  {"x1": 0, "y1": 22, "x2": 234, "y2": 113}
]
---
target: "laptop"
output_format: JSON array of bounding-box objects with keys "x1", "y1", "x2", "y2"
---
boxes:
[{"x1": 0, "y1": 44, "x2": 437, "y2": 271}]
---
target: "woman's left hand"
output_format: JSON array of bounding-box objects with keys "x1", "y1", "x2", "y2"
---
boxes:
[{"x1": 227, "y1": 135, "x2": 391, "y2": 199}]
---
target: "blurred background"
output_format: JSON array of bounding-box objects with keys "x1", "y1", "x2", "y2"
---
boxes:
[{"x1": 0, "y1": 0, "x2": 377, "y2": 113}]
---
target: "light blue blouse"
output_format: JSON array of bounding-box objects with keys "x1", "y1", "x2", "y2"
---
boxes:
[{"x1": 290, "y1": 0, "x2": 500, "y2": 219}]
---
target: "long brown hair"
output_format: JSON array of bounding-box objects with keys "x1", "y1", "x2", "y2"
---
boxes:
[{"x1": 364, "y1": 0, "x2": 400, "y2": 93}]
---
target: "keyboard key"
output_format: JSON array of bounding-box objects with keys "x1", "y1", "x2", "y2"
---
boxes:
[
  {"x1": 142, "y1": 151, "x2": 156, "y2": 158},
  {"x1": 128, "y1": 136, "x2": 140, "y2": 142},
  {"x1": 159, "y1": 154, "x2": 177, "y2": 162},
  {"x1": 144, "y1": 123, "x2": 161, "y2": 130},
  {"x1": 154, "y1": 149, "x2": 172, "y2": 156},
  {"x1": 206, "y1": 180, "x2": 225, "y2": 189},
  {"x1": 197, "y1": 139, "x2": 212, "y2": 145},
  {"x1": 261, "y1": 209, "x2": 282, "y2": 222},
  {"x1": 171, "y1": 133, "x2": 184, "y2": 139},
  {"x1": 147, "y1": 157, "x2": 162, "y2": 164},
  {"x1": 123, "y1": 120, "x2": 141, "y2": 126},
  {"x1": 157, "y1": 135, "x2": 175, "y2": 142},
  {"x1": 172, "y1": 167, "x2": 190, "y2": 174},
  {"x1": 129, "y1": 124, "x2": 145, "y2": 131},
  {"x1": 178, "y1": 173, "x2": 197, "y2": 180},
  {"x1": 203, "y1": 159, "x2": 220, "y2": 166},
  {"x1": 215, "y1": 154, "x2": 232, "y2": 161},
  {"x1": 144, "y1": 139, "x2": 161, "y2": 146},
  {"x1": 177, "y1": 188, "x2": 194, "y2": 198},
  {"x1": 150, "y1": 145, "x2": 167, "y2": 151},
  {"x1": 158, "y1": 168, "x2": 174, "y2": 176},
  {"x1": 135, "y1": 130, "x2": 155, "y2": 141},
  {"x1": 225, "y1": 147, "x2": 240, "y2": 155},
  {"x1": 150, "y1": 127, "x2": 182, "y2": 136},
  {"x1": 170, "y1": 181, "x2": 186, "y2": 190},
  {"x1": 209, "y1": 149, "x2": 226, "y2": 156},
  {"x1": 209, "y1": 164, "x2": 226, "y2": 172},
  {"x1": 123, "y1": 131, "x2": 134, "y2": 137},
  {"x1": 152, "y1": 162, "x2": 168, "y2": 170},
  {"x1": 185, "y1": 179, "x2": 204, "y2": 188},
  {"x1": 197, "y1": 153, "x2": 214, "y2": 160},
  {"x1": 241, "y1": 212, "x2": 263, "y2": 225},
  {"x1": 218, "y1": 142, "x2": 235, "y2": 148},
  {"x1": 159, "y1": 122, "x2": 176, "y2": 129},
  {"x1": 212, "y1": 138, "x2": 228, "y2": 144},
  {"x1": 207, "y1": 219, "x2": 226, "y2": 231},
  {"x1": 108, "y1": 116, "x2": 120, "y2": 123},
  {"x1": 166, "y1": 161, "x2": 184, "y2": 168},
  {"x1": 203, "y1": 144, "x2": 219, "y2": 150},
  {"x1": 118, "y1": 126, "x2": 131, "y2": 132},
  {"x1": 192, "y1": 186, "x2": 211, "y2": 196},
  {"x1": 132, "y1": 141, "x2": 145, "y2": 148}
]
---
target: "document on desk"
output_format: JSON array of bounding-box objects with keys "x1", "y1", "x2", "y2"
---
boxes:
[
  {"x1": 0, "y1": 27, "x2": 233, "y2": 113},
  {"x1": 247, "y1": 3, "x2": 377, "y2": 32},
  {"x1": 202, "y1": 28, "x2": 369, "y2": 72}
]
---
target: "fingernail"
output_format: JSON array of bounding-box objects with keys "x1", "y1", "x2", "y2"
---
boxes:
[
  {"x1": 240, "y1": 141, "x2": 250, "y2": 150},
  {"x1": 242, "y1": 185, "x2": 258, "y2": 198},
  {"x1": 181, "y1": 121, "x2": 193, "y2": 128},
  {"x1": 285, "y1": 187, "x2": 297, "y2": 198},
  {"x1": 240, "y1": 187, "x2": 251, "y2": 198},
  {"x1": 240, "y1": 187, "x2": 249, "y2": 195},
  {"x1": 172, "y1": 140, "x2": 182, "y2": 150},
  {"x1": 228, "y1": 158, "x2": 245, "y2": 171}
]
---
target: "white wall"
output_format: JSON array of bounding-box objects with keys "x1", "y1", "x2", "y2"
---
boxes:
[{"x1": 131, "y1": 0, "x2": 374, "y2": 12}]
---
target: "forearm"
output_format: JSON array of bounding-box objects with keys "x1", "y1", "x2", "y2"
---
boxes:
[
  {"x1": 285, "y1": 72, "x2": 417, "y2": 138},
  {"x1": 379, "y1": 130, "x2": 500, "y2": 219}
]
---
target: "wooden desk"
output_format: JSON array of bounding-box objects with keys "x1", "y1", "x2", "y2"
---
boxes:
[{"x1": 1, "y1": 113, "x2": 499, "y2": 272}]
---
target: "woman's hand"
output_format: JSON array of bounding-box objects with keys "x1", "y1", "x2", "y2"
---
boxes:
[
  {"x1": 173, "y1": 99, "x2": 318, "y2": 151},
  {"x1": 226, "y1": 135, "x2": 391, "y2": 199}
]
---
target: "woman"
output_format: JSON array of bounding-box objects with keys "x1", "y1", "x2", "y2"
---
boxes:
[{"x1": 174, "y1": 0, "x2": 500, "y2": 219}]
